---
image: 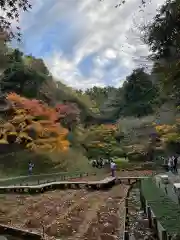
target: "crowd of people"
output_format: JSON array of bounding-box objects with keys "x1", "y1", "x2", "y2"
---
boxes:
[
  {"x1": 164, "y1": 156, "x2": 178, "y2": 173},
  {"x1": 91, "y1": 158, "x2": 117, "y2": 177}
]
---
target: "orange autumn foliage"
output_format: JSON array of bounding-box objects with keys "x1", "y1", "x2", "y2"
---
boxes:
[{"x1": 4, "y1": 93, "x2": 69, "y2": 152}]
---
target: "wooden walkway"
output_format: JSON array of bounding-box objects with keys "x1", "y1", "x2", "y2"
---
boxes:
[
  {"x1": 0, "y1": 176, "x2": 149, "y2": 239},
  {"x1": 0, "y1": 176, "x2": 148, "y2": 194}
]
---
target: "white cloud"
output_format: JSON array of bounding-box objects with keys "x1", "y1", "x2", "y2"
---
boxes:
[
  {"x1": 46, "y1": 52, "x2": 106, "y2": 90},
  {"x1": 17, "y1": 0, "x2": 166, "y2": 89}
]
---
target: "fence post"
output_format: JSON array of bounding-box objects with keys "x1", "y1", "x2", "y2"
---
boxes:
[
  {"x1": 147, "y1": 206, "x2": 152, "y2": 228},
  {"x1": 124, "y1": 230, "x2": 129, "y2": 240},
  {"x1": 167, "y1": 235, "x2": 172, "y2": 240},
  {"x1": 139, "y1": 183, "x2": 144, "y2": 210},
  {"x1": 153, "y1": 217, "x2": 159, "y2": 239},
  {"x1": 162, "y1": 229, "x2": 168, "y2": 240}
]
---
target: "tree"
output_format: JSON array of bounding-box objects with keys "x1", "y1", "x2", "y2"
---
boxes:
[
  {"x1": 144, "y1": 0, "x2": 180, "y2": 61},
  {"x1": 81, "y1": 124, "x2": 119, "y2": 159},
  {"x1": 85, "y1": 86, "x2": 117, "y2": 109},
  {"x1": 1, "y1": 49, "x2": 48, "y2": 98},
  {"x1": 119, "y1": 68, "x2": 158, "y2": 117},
  {"x1": 144, "y1": 0, "x2": 180, "y2": 105},
  {"x1": 56, "y1": 103, "x2": 80, "y2": 130},
  {"x1": 0, "y1": 0, "x2": 32, "y2": 41},
  {"x1": 6, "y1": 92, "x2": 69, "y2": 152}
]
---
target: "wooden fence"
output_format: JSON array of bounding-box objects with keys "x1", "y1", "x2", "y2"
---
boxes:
[
  {"x1": 0, "y1": 224, "x2": 43, "y2": 240},
  {"x1": 140, "y1": 181, "x2": 172, "y2": 240},
  {"x1": 0, "y1": 171, "x2": 96, "y2": 186},
  {"x1": 123, "y1": 179, "x2": 173, "y2": 240}
]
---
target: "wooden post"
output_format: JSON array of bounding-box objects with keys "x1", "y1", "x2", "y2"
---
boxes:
[
  {"x1": 162, "y1": 229, "x2": 168, "y2": 240},
  {"x1": 125, "y1": 216, "x2": 129, "y2": 227},
  {"x1": 138, "y1": 179, "x2": 141, "y2": 188},
  {"x1": 124, "y1": 230, "x2": 129, "y2": 240},
  {"x1": 167, "y1": 235, "x2": 172, "y2": 240},
  {"x1": 139, "y1": 183, "x2": 144, "y2": 210},
  {"x1": 147, "y1": 206, "x2": 152, "y2": 228},
  {"x1": 153, "y1": 217, "x2": 159, "y2": 239},
  {"x1": 125, "y1": 197, "x2": 128, "y2": 207},
  {"x1": 126, "y1": 206, "x2": 128, "y2": 215}
]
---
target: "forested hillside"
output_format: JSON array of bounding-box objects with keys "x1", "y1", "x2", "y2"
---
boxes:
[{"x1": 0, "y1": 0, "x2": 180, "y2": 175}]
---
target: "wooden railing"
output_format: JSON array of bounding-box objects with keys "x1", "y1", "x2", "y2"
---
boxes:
[
  {"x1": 140, "y1": 181, "x2": 173, "y2": 240},
  {"x1": 0, "y1": 224, "x2": 42, "y2": 240},
  {"x1": 123, "y1": 179, "x2": 174, "y2": 240}
]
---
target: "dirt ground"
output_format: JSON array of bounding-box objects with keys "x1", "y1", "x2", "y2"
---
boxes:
[
  {"x1": 0, "y1": 186, "x2": 129, "y2": 240},
  {"x1": 0, "y1": 170, "x2": 154, "y2": 240}
]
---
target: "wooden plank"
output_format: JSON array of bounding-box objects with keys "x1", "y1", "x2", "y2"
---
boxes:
[
  {"x1": 0, "y1": 224, "x2": 42, "y2": 240},
  {"x1": 0, "y1": 176, "x2": 130, "y2": 193}
]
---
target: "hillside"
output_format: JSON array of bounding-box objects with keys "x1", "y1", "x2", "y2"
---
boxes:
[{"x1": 1, "y1": 0, "x2": 180, "y2": 176}]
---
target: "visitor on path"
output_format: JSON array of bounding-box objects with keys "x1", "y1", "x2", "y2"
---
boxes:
[
  {"x1": 110, "y1": 160, "x2": 116, "y2": 177},
  {"x1": 173, "y1": 156, "x2": 178, "y2": 173},
  {"x1": 168, "y1": 157, "x2": 173, "y2": 172},
  {"x1": 92, "y1": 159, "x2": 96, "y2": 168},
  {"x1": 28, "y1": 161, "x2": 34, "y2": 175}
]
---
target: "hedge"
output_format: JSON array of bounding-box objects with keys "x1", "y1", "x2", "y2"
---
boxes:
[{"x1": 141, "y1": 178, "x2": 180, "y2": 235}]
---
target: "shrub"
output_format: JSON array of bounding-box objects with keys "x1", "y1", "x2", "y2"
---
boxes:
[
  {"x1": 113, "y1": 158, "x2": 130, "y2": 169},
  {"x1": 110, "y1": 148, "x2": 125, "y2": 157},
  {"x1": 127, "y1": 151, "x2": 146, "y2": 161}
]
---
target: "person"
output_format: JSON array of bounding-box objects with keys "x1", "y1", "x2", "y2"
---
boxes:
[
  {"x1": 173, "y1": 156, "x2": 178, "y2": 173},
  {"x1": 110, "y1": 160, "x2": 116, "y2": 177},
  {"x1": 168, "y1": 157, "x2": 173, "y2": 172},
  {"x1": 28, "y1": 161, "x2": 34, "y2": 175},
  {"x1": 92, "y1": 159, "x2": 96, "y2": 168},
  {"x1": 163, "y1": 157, "x2": 168, "y2": 172}
]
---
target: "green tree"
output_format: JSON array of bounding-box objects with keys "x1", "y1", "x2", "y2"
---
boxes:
[
  {"x1": 1, "y1": 49, "x2": 48, "y2": 98},
  {"x1": 144, "y1": 0, "x2": 180, "y2": 105},
  {"x1": 0, "y1": 0, "x2": 32, "y2": 41},
  {"x1": 120, "y1": 68, "x2": 158, "y2": 117}
]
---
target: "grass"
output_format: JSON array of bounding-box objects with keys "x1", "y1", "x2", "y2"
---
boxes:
[{"x1": 141, "y1": 177, "x2": 180, "y2": 236}]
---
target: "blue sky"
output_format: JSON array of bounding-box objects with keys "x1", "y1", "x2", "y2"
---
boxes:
[{"x1": 12, "y1": 0, "x2": 165, "y2": 90}]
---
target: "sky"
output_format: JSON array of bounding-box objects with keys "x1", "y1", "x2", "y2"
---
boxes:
[{"x1": 12, "y1": 0, "x2": 165, "y2": 90}]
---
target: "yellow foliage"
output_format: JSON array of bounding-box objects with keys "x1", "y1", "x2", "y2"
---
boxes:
[
  {"x1": 0, "y1": 93, "x2": 70, "y2": 153},
  {"x1": 155, "y1": 124, "x2": 176, "y2": 135}
]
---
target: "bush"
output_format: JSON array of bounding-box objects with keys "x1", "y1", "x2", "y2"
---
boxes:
[
  {"x1": 113, "y1": 158, "x2": 131, "y2": 169},
  {"x1": 141, "y1": 178, "x2": 180, "y2": 236},
  {"x1": 127, "y1": 151, "x2": 146, "y2": 161},
  {"x1": 110, "y1": 148, "x2": 125, "y2": 157}
]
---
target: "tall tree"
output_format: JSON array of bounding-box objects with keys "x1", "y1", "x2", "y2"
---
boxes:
[
  {"x1": 1, "y1": 49, "x2": 48, "y2": 98},
  {"x1": 0, "y1": 0, "x2": 32, "y2": 41},
  {"x1": 121, "y1": 68, "x2": 158, "y2": 117},
  {"x1": 144, "y1": 0, "x2": 180, "y2": 105}
]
